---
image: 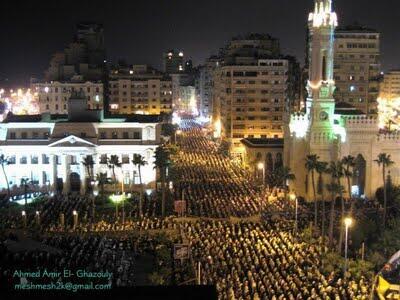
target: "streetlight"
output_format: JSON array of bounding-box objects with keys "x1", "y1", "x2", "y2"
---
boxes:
[
  {"x1": 344, "y1": 217, "x2": 353, "y2": 273},
  {"x1": 72, "y1": 210, "x2": 78, "y2": 229},
  {"x1": 35, "y1": 211, "x2": 40, "y2": 226},
  {"x1": 175, "y1": 129, "x2": 182, "y2": 144},
  {"x1": 21, "y1": 210, "x2": 27, "y2": 228},
  {"x1": 110, "y1": 193, "x2": 125, "y2": 222},
  {"x1": 90, "y1": 180, "x2": 96, "y2": 221},
  {"x1": 257, "y1": 162, "x2": 265, "y2": 187},
  {"x1": 289, "y1": 192, "x2": 298, "y2": 235}
]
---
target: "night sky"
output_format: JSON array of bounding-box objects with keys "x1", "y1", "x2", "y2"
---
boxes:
[{"x1": 1, "y1": 0, "x2": 399, "y2": 87}]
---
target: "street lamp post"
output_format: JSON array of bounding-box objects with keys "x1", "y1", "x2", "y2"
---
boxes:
[
  {"x1": 90, "y1": 180, "x2": 96, "y2": 222},
  {"x1": 344, "y1": 217, "x2": 353, "y2": 273},
  {"x1": 35, "y1": 211, "x2": 40, "y2": 227},
  {"x1": 290, "y1": 192, "x2": 298, "y2": 235},
  {"x1": 73, "y1": 210, "x2": 78, "y2": 230},
  {"x1": 175, "y1": 130, "x2": 182, "y2": 144},
  {"x1": 21, "y1": 210, "x2": 26, "y2": 228},
  {"x1": 257, "y1": 162, "x2": 265, "y2": 187}
]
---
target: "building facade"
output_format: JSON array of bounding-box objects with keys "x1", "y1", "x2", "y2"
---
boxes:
[
  {"x1": 44, "y1": 23, "x2": 106, "y2": 82},
  {"x1": 333, "y1": 25, "x2": 381, "y2": 115},
  {"x1": 380, "y1": 70, "x2": 400, "y2": 100},
  {"x1": 196, "y1": 56, "x2": 220, "y2": 118},
  {"x1": 163, "y1": 50, "x2": 184, "y2": 74},
  {"x1": 31, "y1": 81, "x2": 103, "y2": 114},
  {"x1": 0, "y1": 96, "x2": 160, "y2": 195},
  {"x1": 213, "y1": 59, "x2": 296, "y2": 158},
  {"x1": 286, "y1": 0, "x2": 400, "y2": 200}
]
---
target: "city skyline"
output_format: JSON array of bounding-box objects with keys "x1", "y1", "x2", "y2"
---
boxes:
[{"x1": 1, "y1": 0, "x2": 399, "y2": 87}]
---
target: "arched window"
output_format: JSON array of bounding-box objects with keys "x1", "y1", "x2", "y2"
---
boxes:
[{"x1": 352, "y1": 154, "x2": 366, "y2": 197}]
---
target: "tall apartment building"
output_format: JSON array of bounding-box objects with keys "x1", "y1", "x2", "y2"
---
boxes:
[
  {"x1": 163, "y1": 50, "x2": 184, "y2": 74},
  {"x1": 45, "y1": 23, "x2": 106, "y2": 82},
  {"x1": 108, "y1": 65, "x2": 173, "y2": 115},
  {"x1": 213, "y1": 59, "x2": 299, "y2": 158},
  {"x1": 31, "y1": 81, "x2": 103, "y2": 114},
  {"x1": 212, "y1": 34, "x2": 300, "y2": 160},
  {"x1": 380, "y1": 70, "x2": 400, "y2": 100},
  {"x1": 333, "y1": 24, "x2": 381, "y2": 114},
  {"x1": 196, "y1": 56, "x2": 220, "y2": 118}
]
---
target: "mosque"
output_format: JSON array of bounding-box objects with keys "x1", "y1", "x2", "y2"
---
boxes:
[{"x1": 284, "y1": 0, "x2": 400, "y2": 199}]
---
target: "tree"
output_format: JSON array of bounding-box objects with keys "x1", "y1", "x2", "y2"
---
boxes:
[
  {"x1": 107, "y1": 155, "x2": 122, "y2": 183},
  {"x1": 341, "y1": 155, "x2": 355, "y2": 212},
  {"x1": 20, "y1": 177, "x2": 31, "y2": 207},
  {"x1": 82, "y1": 155, "x2": 95, "y2": 193},
  {"x1": 316, "y1": 161, "x2": 328, "y2": 243},
  {"x1": 132, "y1": 154, "x2": 147, "y2": 217},
  {"x1": 96, "y1": 172, "x2": 112, "y2": 199},
  {"x1": 154, "y1": 146, "x2": 171, "y2": 217},
  {"x1": 305, "y1": 154, "x2": 320, "y2": 230},
  {"x1": 82, "y1": 155, "x2": 95, "y2": 179},
  {"x1": 326, "y1": 161, "x2": 344, "y2": 248},
  {"x1": 374, "y1": 153, "x2": 395, "y2": 228},
  {"x1": 0, "y1": 154, "x2": 10, "y2": 198}
]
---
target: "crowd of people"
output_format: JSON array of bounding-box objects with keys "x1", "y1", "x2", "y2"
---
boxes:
[
  {"x1": 173, "y1": 120, "x2": 296, "y2": 218},
  {"x1": 186, "y1": 220, "x2": 370, "y2": 299},
  {"x1": 0, "y1": 118, "x2": 375, "y2": 298}
]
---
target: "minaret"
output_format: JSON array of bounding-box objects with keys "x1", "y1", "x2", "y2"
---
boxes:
[{"x1": 306, "y1": 0, "x2": 338, "y2": 160}]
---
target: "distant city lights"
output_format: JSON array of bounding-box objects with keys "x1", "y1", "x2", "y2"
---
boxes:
[{"x1": 0, "y1": 88, "x2": 40, "y2": 117}]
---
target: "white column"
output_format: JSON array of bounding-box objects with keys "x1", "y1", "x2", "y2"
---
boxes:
[{"x1": 62, "y1": 155, "x2": 69, "y2": 193}]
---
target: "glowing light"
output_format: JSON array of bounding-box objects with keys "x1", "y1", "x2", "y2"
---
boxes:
[
  {"x1": 214, "y1": 119, "x2": 221, "y2": 138},
  {"x1": 129, "y1": 70, "x2": 133, "y2": 74},
  {"x1": 179, "y1": 65, "x2": 183, "y2": 71},
  {"x1": 36, "y1": 211, "x2": 40, "y2": 215},
  {"x1": 110, "y1": 193, "x2": 126, "y2": 203},
  {"x1": 110, "y1": 103, "x2": 119, "y2": 110},
  {"x1": 350, "y1": 85, "x2": 356, "y2": 92},
  {"x1": 257, "y1": 162, "x2": 264, "y2": 170},
  {"x1": 172, "y1": 112, "x2": 181, "y2": 125},
  {"x1": 178, "y1": 52, "x2": 184, "y2": 57},
  {"x1": 95, "y1": 95, "x2": 100, "y2": 102},
  {"x1": 289, "y1": 115, "x2": 309, "y2": 138},
  {"x1": 0, "y1": 88, "x2": 39, "y2": 115},
  {"x1": 377, "y1": 97, "x2": 400, "y2": 130},
  {"x1": 344, "y1": 217, "x2": 353, "y2": 227},
  {"x1": 21, "y1": 211, "x2": 26, "y2": 216},
  {"x1": 72, "y1": 210, "x2": 77, "y2": 216},
  {"x1": 44, "y1": 87, "x2": 49, "y2": 93}
]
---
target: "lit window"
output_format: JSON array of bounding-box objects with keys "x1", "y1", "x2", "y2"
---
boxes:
[
  {"x1": 349, "y1": 86, "x2": 356, "y2": 92},
  {"x1": 95, "y1": 95, "x2": 100, "y2": 102},
  {"x1": 44, "y1": 87, "x2": 49, "y2": 93}
]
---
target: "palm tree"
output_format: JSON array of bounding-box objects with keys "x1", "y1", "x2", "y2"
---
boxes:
[
  {"x1": 82, "y1": 155, "x2": 95, "y2": 193},
  {"x1": 374, "y1": 153, "x2": 395, "y2": 228},
  {"x1": 0, "y1": 154, "x2": 10, "y2": 198},
  {"x1": 326, "y1": 182, "x2": 339, "y2": 247},
  {"x1": 341, "y1": 155, "x2": 355, "y2": 212},
  {"x1": 96, "y1": 172, "x2": 112, "y2": 199},
  {"x1": 316, "y1": 161, "x2": 328, "y2": 243},
  {"x1": 107, "y1": 155, "x2": 122, "y2": 183},
  {"x1": 272, "y1": 166, "x2": 295, "y2": 200},
  {"x1": 154, "y1": 146, "x2": 171, "y2": 217},
  {"x1": 132, "y1": 154, "x2": 147, "y2": 217},
  {"x1": 305, "y1": 154, "x2": 320, "y2": 230},
  {"x1": 20, "y1": 177, "x2": 31, "y2": 207},
  {"x1": 326, "y1": 161, "x2": 344, "y2": 248}
]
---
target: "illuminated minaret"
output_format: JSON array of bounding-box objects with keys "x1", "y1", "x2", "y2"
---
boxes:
[{"x1": 306, "y1": 0, "x2": 338, "y2": 159}]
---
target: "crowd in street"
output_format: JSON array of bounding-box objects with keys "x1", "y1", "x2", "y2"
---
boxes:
[
  {"x1": 186, "y1": 220, "x2": 370, "y2": 300},
  {"x1": 173, "y1": 120, "x2": 295, "y2": 218},
  {"x1": 0, "y1": 118, "x2": 374, "y2": 298}
]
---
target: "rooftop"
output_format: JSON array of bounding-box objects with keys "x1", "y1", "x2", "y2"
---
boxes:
[{"x1": 336, "y1": 23, "x2": 378, "y2": 33}]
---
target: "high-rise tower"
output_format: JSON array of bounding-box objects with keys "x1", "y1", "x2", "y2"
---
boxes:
[{"x1": 306, "y1": 0, "x2": 338, "y2": 161}]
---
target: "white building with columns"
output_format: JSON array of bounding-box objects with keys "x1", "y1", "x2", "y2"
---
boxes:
[
  {"x1": 0, "y1": 93, "x2": 161, "y2": 196},
  {"x1": 285, "y1": 0, "x2": 400, "y2": 200}
]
